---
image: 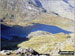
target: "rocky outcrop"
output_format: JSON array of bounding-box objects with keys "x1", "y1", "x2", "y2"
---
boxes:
[
  {"x1": 0, "y1": 48, "x2": 50, "y2": 56},
  {"x1": 16, "y1": 48, "x2": 39, "y2": 55},
  {"x1": 0, "y1": 50, "x2": 12, "y2": 55},
  {"x1": 27, "y1": 30, "x2": 51, "y2": 38},
  {"x1": 39, "y1": 0, "x2": 75, "y2": 20},
  {"x1": 0, "y1": 0, "x2": 74, "y2": 24},
  {"x1": 0, "y1": 0, "x2": 45, "y2": 23},
  {"x1": 16, "y1": 48, "x2": 50, "y2": 56}
]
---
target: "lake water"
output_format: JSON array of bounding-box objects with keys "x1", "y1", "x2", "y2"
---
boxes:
[{"x1": 1, "y1": 23, "x2": 72, "y2": 40}]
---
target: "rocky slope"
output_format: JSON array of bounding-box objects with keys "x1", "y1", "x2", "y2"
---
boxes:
[
  {"x1": 0, "y1": 0, "x2": 45, "y2": 23},
  {"x1": 0, "y1": 0, "x2": 75, "y2": 24},
  {"x1": 0, "y1": 33, "x2": 75, "y2": 56},
  {"x1": 18, "y1": 33, "x2": 75, "y2": 56},
  {"x1": 0, "y1": 0, "x2": 75, "y2": 56},
  {"x1": 39, "y1": 0, "x2": 75, "y2": 20}
]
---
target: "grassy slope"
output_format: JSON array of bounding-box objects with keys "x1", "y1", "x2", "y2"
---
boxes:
[
  {"x1": 1, "y1": 12, "x2": 74, "y2": 31},
  {"x1": 0, "y1": 33, "x2": 74, "y2": 56},
  {"x1": 31, "y1": 13, "x2": 74, "y2": 32},
  {"x1": 18, "y1": 33, "x2": 75, "y2": 55}
]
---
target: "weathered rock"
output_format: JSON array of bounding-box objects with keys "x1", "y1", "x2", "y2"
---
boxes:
[
  {"x1": 0, "y1": 0, "x2": 44, "y2": 23},
  {"x1": 0, "y1": 50, "x2": 12, "y2": 55},
  {"x1": 27, "y1": 31, "x2": 51, "y2": 38},
  {"x1": 16, "y1": 48, "x2": 24, "y2": 54},
  {"x1": 16, "y1": 48, "x2": 50, "y2": 56},
  {"x1": 39, "y1": 54, "x2": 50, "y2": 56},
  {"x1": 28, "y1": 48, "x2": 39, "y2": 55}
]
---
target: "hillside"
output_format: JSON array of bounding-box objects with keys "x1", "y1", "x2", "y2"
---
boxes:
[
  {"x1": 0, "y1": 0, "x2": 75, "y2": 25},
  {"x1": 18, "y1": 33, "x2": 75, "y2": 56},
  {"x1": 32, "y1": 13, "x2": 74, "y2": 32},
  {"x1": 39, "y1": 0, "x2": 75, "y2": 20},
  {"x1": 1, "y1": 33, "x2": 74, "y2": 56},
  {"x1": 0, "y1": 0, "x2": 75, "y2": 56}
]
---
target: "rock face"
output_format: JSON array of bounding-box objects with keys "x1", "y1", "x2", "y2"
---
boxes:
[
  {"x1": 27, "y1": 30, "x2": 51, "y2": 38},
  {"x1": 0, "y1": 0, "x2": 45, "y2": 23},
  {"x1": 16, "y1": 48, "x2": 39, "y2": 55},
  {"x1": 0, "y1": 50, "x2": 12, "y2": 55},
  {"x1": 0, "y1": 48, "x2": 50, "y2": 56},
  {"x1": 0, "y1": 0, "x2": 75, "y2": 23},
  {"x1": 39, "y1": 0, "x2": 75, "y2": 20},
  {"x1": 16, "y1": 48, "x2": 50, "y2": 56}
]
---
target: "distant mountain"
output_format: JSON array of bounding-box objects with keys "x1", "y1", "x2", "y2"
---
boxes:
[
  {"x1": 0, "y1": 0, "x2": 45, "y2": 22},
  {"x1": 0, "y1": 0, "x2": 75, "y2": 23},
  {"x1": 35, "y1": 0, "x2": 75, "y2": 20},
  {"x1": 0, "y1": 0, "x2": 74, "y2": 40}
]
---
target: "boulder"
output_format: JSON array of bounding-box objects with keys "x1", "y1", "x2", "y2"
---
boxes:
[
  {"x1": 28, "y1": 48, "x2": 39, "y2": 55},
  {"x1": 16, "y1": 48, "x2": 24, "y2": 54},
  {"x1": 0, "y1": 50, "x2": 12, "y2": 55}
]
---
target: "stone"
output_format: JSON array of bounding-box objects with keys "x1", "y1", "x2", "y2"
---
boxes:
[
  {"x1": 28, "y1": 48, "x2": 39, "y2": 55},
  {"x1": 16, "y1": 48, "x2": 23, "y2": 54},
  {"x1": 0, "y1": 50, "x2": 12, "y2": 55},
  {"x1": 39, "y1": 54, "x2": 50, "y2": 56},
  {"x1": 16, "y1": 48, "x2": 50, "y2": 56}
]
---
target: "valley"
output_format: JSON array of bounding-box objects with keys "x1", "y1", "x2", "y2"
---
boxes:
[{"x1": 0, "y1": 0, "x2": 75, "y2": 56}]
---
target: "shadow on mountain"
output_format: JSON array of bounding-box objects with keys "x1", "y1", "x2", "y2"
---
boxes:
[
  {"x1": 34, "y1": 0, "x2": 47, "y2": 12},
  {"x1": 1, "y1": 23, "x2": 72, "y2": 50},
  {"x1": 34, "y1": 0, "x2": 43, "y2": 8}
]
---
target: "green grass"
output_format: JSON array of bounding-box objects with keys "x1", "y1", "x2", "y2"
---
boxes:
[{"x1": 18, "y1": 33, "x2": 75, "y2": 55}]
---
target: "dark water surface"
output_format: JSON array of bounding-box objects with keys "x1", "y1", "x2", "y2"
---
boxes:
[{"x1": 1, "y1": 23, "x2": 72, "y2": 40}]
